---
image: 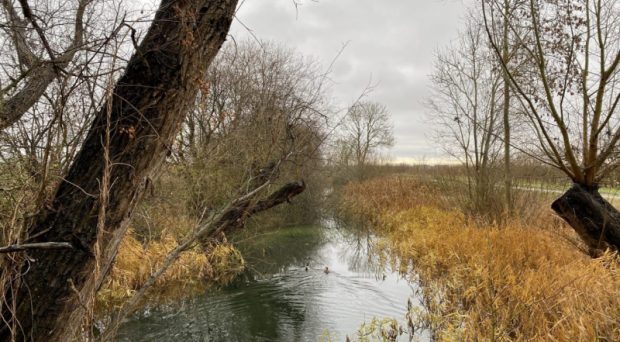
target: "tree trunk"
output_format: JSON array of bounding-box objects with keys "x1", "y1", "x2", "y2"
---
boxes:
[
  {"x1": 502, "y1": 0, "x2": 512, "y2": 215},
  {"x1": 552, "y1": 184, "x2": 620, "y2": 255},
  {"x1": 0, "y1": 1, "x2": 238, "y2": 341}
]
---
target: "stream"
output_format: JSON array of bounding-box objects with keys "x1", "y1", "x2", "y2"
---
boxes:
[{"x1": 116, "y1": 220, "x2": 421, "y2": 341}]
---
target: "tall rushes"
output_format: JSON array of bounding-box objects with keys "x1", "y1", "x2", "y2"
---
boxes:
[{"x1": 341, "y1": 176, "x2": 620, "y2": 340}]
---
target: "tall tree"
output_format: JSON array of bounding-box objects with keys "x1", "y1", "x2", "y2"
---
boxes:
[
  {"x1": 481, "y1": 0, "x2": 529, "y2": 215},
  {"x1": 340, "y1": 101, "x2": 394, "y2": 169},
  {"x1": 428, "y1": 20, "x2": 504, "y2": 219},
  {"x1": 0, "y1": 1, "x2": 239, "y2": 340},
  {"x1": 484, "y1": 0, "x2": 620, "y2": 253},
  {"x1": 501, "y1": 0, "x2": 513, "y2": 213}
]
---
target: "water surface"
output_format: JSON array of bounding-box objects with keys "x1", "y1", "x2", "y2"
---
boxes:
[{"x1": 117, "y1": 222, "x2": 418, "y2": 341}]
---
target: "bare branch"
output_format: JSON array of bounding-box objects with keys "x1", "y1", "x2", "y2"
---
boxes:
[
  {"x1": 0, "y1": 242, "x2": 73, "y2": 254},
  {"x1": 0, "y1": 0, "x2": 92, "y2": 131}
]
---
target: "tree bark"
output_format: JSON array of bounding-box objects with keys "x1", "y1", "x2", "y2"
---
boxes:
[
  {"x1": 0, "y1": 1, "x2": 238, "y2": 341},
  {"x1": 552, "y1": 184, "x2": 620, "y2": 254}
]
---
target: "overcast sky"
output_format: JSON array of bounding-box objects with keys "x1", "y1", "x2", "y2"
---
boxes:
[{"x1": 228, "y1": 0, "x2": 468, "y2": 163}]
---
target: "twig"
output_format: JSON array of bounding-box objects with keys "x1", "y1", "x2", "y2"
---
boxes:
[{"x1": 0, "y1": 242, "x2": 73, "y2": 253}]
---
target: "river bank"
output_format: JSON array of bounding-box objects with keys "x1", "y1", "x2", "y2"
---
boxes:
[{"x1": 339, "y1": 176, "x2": 620, "y2": 340}]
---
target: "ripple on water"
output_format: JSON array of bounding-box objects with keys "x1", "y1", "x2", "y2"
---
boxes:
[{"x1": 116, "y1": 225, "x2": 422, "y2": 341}]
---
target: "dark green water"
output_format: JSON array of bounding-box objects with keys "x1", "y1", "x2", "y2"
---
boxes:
[{"x1": 116, "y1": 221, "x2": 419, "y2": 341}]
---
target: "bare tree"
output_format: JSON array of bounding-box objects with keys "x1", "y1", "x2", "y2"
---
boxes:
[
  {"x1": 483, "y1": 0, "x2": 620, "y2": 252},
  {"x1": 497, "y1": 0, "x2": 522, "y2": 213},
  {"x1": 176, "y1": 41, "x2": 328, "y2": 222},
  {"x1": 340, "y1": 101, "x2": 394, "y2": 169},
  {"x1": 428, "y1": 20, "x2": 504, "y2": 219}
]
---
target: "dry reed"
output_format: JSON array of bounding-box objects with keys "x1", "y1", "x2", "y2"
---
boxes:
[
  {"x1": 341, "y1": 176, "x2": 620, "y2": 341},
  {"x1": 96, "y1": 231, "x2": 244, "y2": 311}
]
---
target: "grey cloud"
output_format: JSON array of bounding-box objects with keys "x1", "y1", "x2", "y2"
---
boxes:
[{"x1": 231, "y1": 0, "x2": 467, "y2": 161}]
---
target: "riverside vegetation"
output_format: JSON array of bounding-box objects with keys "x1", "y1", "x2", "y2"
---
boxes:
[
  {"x1": 94, "y1": 159, "x2": 319, "y2": 313},
  {"x1": 3, "y1": 0, "x2": 620, "y2": 340},
  {"x1": 338, "y1": 175, "x2": 620, "y2": 341}
]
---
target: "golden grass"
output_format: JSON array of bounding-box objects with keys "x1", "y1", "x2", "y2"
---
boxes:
[
  {"x1": 96, "y1": 176, "x2": 246, "y2": 312},
  {"x1": 341, "y1": 176, "x2": 620, "y2": 341},
  {"x1": 97, "y1": 231, "x2": 244, "y2": 311}
]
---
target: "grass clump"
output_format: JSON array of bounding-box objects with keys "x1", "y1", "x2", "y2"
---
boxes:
[
  {"x1": 340, "y1": 176, "x2": 620, "y2": 341},
  {"x1": 355, "y1": 317, "x2": 400, "y2": 342},
  {"x1": 97, "y1": 231, "x2": 244, "y2": 311}
]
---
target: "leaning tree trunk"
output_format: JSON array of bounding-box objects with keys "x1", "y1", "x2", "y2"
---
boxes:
[
  {"x1": 0, "y1": 1, "x2": 238, "y2": 341},
  {"x1": 552, "y1": 183, "x2": 620, "y2": 255}
]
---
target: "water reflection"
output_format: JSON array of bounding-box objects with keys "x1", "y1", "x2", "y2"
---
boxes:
[{"x1": 116, "y1": 221, "x2": 417, "y2": 341}]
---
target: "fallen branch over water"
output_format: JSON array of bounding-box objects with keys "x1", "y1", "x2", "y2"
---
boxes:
[{"x1": 101, "y1": 178, "x2": 306, "y2": 339}]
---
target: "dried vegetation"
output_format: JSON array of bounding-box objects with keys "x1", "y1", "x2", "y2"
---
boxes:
[{"x1": 340, "y1": 176, "x2": 620, "y2": 341}]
